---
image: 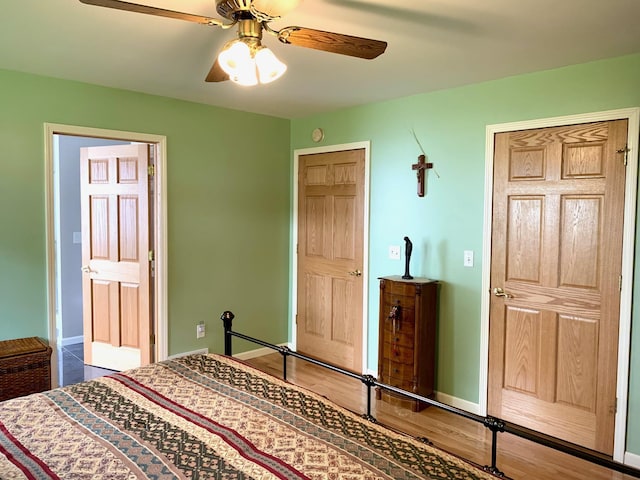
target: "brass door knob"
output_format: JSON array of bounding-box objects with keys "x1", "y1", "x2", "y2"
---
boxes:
[
  {"x1": 493, "y1": 287, "x2": 512, "y2": 299},
  {"x1": 348, "y1": 269, "x2": 362, "y2": 277}
]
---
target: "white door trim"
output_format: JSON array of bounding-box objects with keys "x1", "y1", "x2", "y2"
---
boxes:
[
  {"x1": 44, "y1": 123, "x2": 169, "y2": 387},
  {"x1": 291, "y1": 141, "x2": 371, "y2": 374},
  {"x1": 479, "y1": 107, "x2": 639, "y2": 463}
]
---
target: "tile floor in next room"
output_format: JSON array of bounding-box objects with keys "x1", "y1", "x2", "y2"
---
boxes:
[{"x1": 58, "y1": 343, "x2": 115, "y2": 387}]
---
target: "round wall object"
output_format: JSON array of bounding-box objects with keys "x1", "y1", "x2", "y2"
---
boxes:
[{"x1": 311, "y1": 128, "x2": 324, "y2": 142}]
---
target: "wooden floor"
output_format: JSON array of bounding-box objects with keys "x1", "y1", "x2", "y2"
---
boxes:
[{"x1": 244, "y1": 353, "x2": 635, "y2": 480}]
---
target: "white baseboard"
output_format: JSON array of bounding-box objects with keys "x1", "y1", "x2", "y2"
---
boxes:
[
  {"x1": 61, "y1": 335, "x2": 83, "y2": 346},
  {"x1": 364, "y1": 369, "x2": 481, "y2": 415},
  {"x1": 234, "y1": 344, "x2": 287, "y2": 361},
  {"x1": 167, "y1": 345, "x2": 285, "y2": 361},
  {"x1": 624, "y1": 451, "x2": 640, "y2": 469},
  {"x1": 168, "y1": 348, "x2": 209, "y2": 359},
  {"x1": 434, "y1": 391, "x2": 482, "y2": 415}
]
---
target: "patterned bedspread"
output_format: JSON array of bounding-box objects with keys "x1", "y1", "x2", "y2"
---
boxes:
[{"x1": 0, "y1": 354, "x2": 496, "y2": 479}]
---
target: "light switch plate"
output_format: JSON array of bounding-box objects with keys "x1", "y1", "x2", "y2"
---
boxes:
[
  {"x1": 463, "y1": 250, "x2": 474, "y2": 267},
  {"x1": 196, "y1": 322, "x2": 206, "y2": 339},
  {"x1": 389, "y1": 245, "x2": 401, "y2": 260}
]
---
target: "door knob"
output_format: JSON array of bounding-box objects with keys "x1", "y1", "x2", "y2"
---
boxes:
[
  {"x1": 81, "y1": 265, "x2": 97, "y2": 274},
  {"x1": 348, "y1": 269, "x2": 362, "y2": 277},
  {"x1": 493, "y1": 287, "x2": 512, "y2": 299}
]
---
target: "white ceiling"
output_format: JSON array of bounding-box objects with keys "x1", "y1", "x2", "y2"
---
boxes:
[{"x1": 1, "y1": 0, "x2": 640, "y2": 119}]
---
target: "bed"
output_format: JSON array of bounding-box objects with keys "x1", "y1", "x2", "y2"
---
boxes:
[{"x1": 0, "y1": 352, "x2": 497, "y2": 479}]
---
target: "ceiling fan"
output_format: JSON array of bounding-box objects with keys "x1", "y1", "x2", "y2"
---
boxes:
[{"x1": 78, "y1": 0, "x2": 388, "y2": 85}]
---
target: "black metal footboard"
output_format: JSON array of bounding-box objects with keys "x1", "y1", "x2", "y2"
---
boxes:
[{"x1": 220, "y1": 311, "x2": 640, "y2": 478}]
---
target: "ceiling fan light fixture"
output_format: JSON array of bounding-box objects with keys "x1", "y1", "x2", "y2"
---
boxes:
[
  {"x1": 218, "y1": 38, "x2": 286, "y2": 86},
  {"x1": 79, "y1": 0, "x2": 388, "y2": 86}
]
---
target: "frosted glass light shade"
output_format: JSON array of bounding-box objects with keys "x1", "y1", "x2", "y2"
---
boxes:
[
  {"x1": 232, "y1": 61, "x2": 259, "y2": 86},
  {"x1": 255, "y1": 47, "x2": 287, "y2": 84},
  {"x1": 218, "y1": 40, "x2": 252, "y2": 77}
]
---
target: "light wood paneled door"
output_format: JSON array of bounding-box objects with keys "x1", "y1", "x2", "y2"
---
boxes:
[
  {"x1": 80, "y1": 144, "x2": 153, "y2": 371},
  {"x1": 297, "y1": 149, "x2": 365, "y2": 372},
  {"x1": 488, "y1": 120, "x2": 628, "y2": 454}
]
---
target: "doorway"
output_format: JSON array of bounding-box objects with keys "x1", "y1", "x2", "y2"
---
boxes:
[
  {"x1": 479, "y1": 108, "x2": 639, "y2": 462},
  {"x1": 44, "y1": 123, "x2": 169, "y2": 388},
  {"x1": 292, "y1": 142, "x2": 371, "y2": 374}
]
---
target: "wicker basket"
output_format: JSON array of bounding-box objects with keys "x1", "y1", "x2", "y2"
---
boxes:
[{"x1": 0, "y1": 337, "x2": 52, "y2": 402}]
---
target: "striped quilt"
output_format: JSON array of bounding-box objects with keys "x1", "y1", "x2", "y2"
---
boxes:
[{"x1": 0, "y1": 354, "x2": 496, "y2": 479}]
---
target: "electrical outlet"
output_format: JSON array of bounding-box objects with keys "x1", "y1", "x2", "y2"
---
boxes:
[
  {"x1": 196, "y1": 322, "x2": 206, "y2": 339},
  {"x1": 463, "y1": 250, "x2": 474, "y2": 267},
  {"x1": 389, "y1": 245, "x2": 401, "y2": 260}
]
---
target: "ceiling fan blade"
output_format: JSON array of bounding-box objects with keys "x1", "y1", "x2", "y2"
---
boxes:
[
  {"x1": 277, "y1": 27, "x2": 387, "y2": 59},
  {"x1": 79, "y1": 0, "x2": 222, "y2": 26},
  {"x1": 205, "y1": 58, "x2": 229, "y2": 83}
]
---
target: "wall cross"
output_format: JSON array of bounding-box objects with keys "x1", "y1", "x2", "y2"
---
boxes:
[{"x1": 411, "y1": 154, "x2": 433, "y2": 197}]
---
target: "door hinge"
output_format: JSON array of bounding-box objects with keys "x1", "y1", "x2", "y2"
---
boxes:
[
  {"x1": 619, "y1": 275, "x2": 623, "y2": 291},
  {"x1": 148, "y1": 165, "x2": 155, "y2": 176},
  {"x1": 148, "y1": 250, "x2": 154, "y2": 262},
  {"x1": 150, "y1": 333, "x2": 155, "y2": 345},
  {"x1": 617, "y1": 145, "x2": 630, "y2": 166}
]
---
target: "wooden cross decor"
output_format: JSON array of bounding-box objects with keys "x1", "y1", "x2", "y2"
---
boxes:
[{"x1": 412, "y1": 154, "x2": 433, "y2": 197}]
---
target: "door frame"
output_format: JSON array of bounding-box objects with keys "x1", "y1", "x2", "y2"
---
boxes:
[
  {"x1": 44, "y1": 123, "x2": 169, "y2": 387},
  {"x1": 291, "y1": 141, "x2": 371, "y2": 374},
  {"x1": 479, "y1": 107, "x2": 640, "y2": 463}
]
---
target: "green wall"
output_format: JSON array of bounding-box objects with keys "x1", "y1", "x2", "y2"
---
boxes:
[
  {"x1": 290, "y1": 53, "x2": 640, "y2": 455},
  {"x1": 0, "y1": 68, "x2": 291, "y2": 355},
  {"x1": 1, "y1": 52, "x2": 639, "y2": 457}
]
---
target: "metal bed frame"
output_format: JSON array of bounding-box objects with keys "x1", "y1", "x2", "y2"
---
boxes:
[{"x1": 221, "y1": 310, "x2": 640, "y2": 478}]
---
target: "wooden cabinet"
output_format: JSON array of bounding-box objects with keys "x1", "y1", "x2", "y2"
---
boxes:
[{"x1": 376, "y1": 276, "x2": 438, "y2": 411}]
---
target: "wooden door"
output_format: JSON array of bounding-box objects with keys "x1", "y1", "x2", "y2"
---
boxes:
[
  {"x1": 488, "y1": 120, "x2": 627, "y2": 454},
  {"x1": 80, "y1": 144, "x2": 153, "y2": 371},
  {"x1": 296, "y1": 149, "x2": 365, "y2": 372}
]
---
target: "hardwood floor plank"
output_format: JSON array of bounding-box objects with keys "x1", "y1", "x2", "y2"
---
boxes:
[{"x1": 244, "y1": 353, "x2": 635, "y2": 480}]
